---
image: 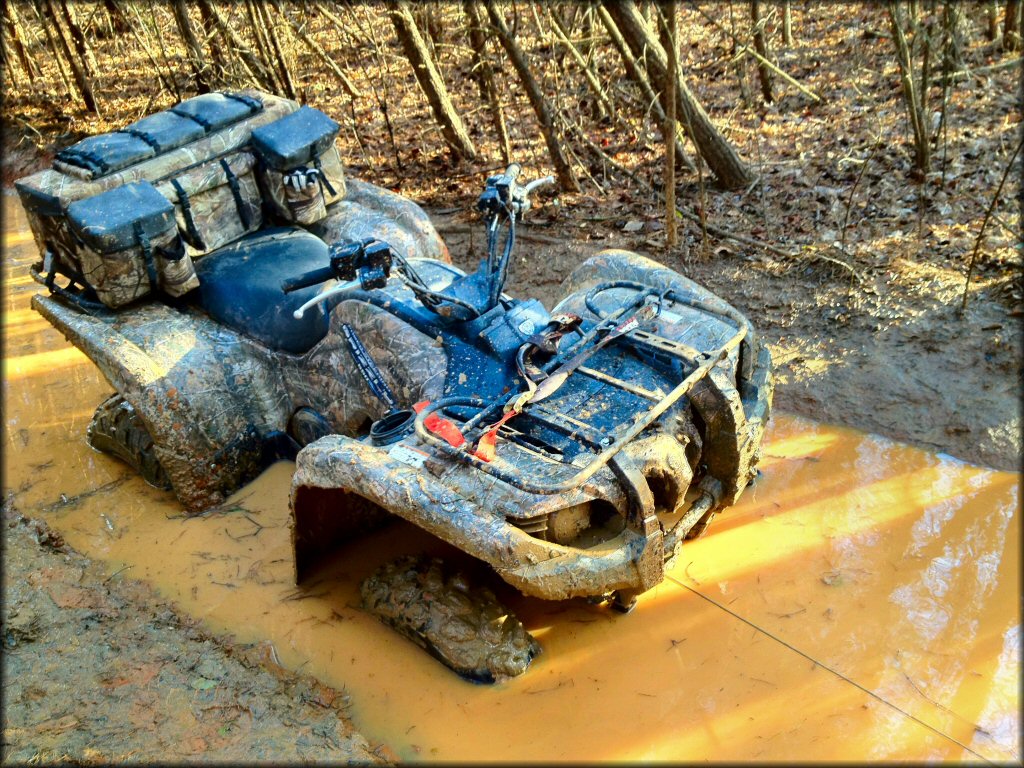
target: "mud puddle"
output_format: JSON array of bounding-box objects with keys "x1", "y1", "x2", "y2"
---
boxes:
[{"x1": 3, "y1": 195, "x2": 1020, "y2": 762}]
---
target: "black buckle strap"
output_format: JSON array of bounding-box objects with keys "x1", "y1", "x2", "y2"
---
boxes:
[
  {"x1": 219, "y1": 159, "x2": 252, "y2": 230},
  {"x1": 223, "y1": 91, "x2": 263, "y2": 113},
  {"x1": 312, "y1": 157, "x2": 336, "y2": 197},
  {"x1": 170, "y1": 178, "x2": 207, "y2": 251},
  {"x1": 134, "y1": 221, "x2": 158, "y2": 287},
  {"x1": 121, "y1": 127, "x2": 159, "y2": 150}
]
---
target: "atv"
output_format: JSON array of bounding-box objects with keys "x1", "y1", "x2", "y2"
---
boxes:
[{"x1": 30, "y1": 161, "x2": 772, "y2": 614}]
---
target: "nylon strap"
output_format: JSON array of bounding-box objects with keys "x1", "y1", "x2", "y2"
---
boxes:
[
  {"x1": 340, "y1": 323, "x2": 398, "y2": 411},
  {"x1": 134, "y1": 221, "x2": 158, "y2": 288},
  {"x1": 121, "y1": 127, "x2": 159, "y2": 150},
  {"x1": 313, "y1": 157, "x2": 336, "y2": 197},
  {"x1": 219, "y1": 159, "x2": 251, "y2": 230},
  {"x1": 170, "y1": 179, "x2": 206, "y2": 251}
]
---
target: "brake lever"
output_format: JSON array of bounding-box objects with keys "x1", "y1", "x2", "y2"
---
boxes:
[{"x1": 292, "y1": 278, "x2": 361, "y2": 319}]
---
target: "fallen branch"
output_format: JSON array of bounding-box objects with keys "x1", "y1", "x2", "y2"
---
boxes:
[{"x1": 936, "y1": 56, "x2": 1022, "y2": 85}]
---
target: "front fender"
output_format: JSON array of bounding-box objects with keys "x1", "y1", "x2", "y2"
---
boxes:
[{"x1": 289, "y1": 434, "x2": 664, "y2": 600}]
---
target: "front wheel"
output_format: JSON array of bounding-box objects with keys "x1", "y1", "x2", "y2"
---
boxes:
[{"x1": 87, "y1": 394, "x2": 171, "y2": 490}]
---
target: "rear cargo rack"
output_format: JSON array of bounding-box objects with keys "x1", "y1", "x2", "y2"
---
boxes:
[{"x1": 414, "y1": 282, "x2": 750, "y2": 495}]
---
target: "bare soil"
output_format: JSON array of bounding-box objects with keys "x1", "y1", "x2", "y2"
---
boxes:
[{"x1": 0, "y1": 497, "x2": 388, "y2": 764}]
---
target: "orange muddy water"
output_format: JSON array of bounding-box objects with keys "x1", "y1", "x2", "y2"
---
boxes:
[{"x1": 2, "y1": 195, "x2": 1020, "y2": 762}]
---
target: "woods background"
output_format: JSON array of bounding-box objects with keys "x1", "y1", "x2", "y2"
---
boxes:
[{"x1": 1, "y1": 1, "x2": 1021, "y2": 467}]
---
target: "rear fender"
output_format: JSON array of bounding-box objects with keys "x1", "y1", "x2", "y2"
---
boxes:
[{"x1": 32, "y1": 294, "x2": 290, "y2": 512}]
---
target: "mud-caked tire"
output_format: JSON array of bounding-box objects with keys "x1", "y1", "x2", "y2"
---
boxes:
[{"x1": 87, "y1": 394, "x2": 171, "y2": 490}]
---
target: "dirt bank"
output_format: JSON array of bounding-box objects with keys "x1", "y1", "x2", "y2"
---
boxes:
[{"x1": 0, "y1": 497, "x2": 388, "y2": 764}]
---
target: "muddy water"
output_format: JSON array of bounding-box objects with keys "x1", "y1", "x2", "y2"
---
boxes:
[{"x1": 2, "y1": 195, "x2": 1020, "y2": 762}]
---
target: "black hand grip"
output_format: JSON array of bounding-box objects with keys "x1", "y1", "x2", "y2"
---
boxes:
[{"x1": 281, "y1": 265, "x2": 336, "y2": 294}]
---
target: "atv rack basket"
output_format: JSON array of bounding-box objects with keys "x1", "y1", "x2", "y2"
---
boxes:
[{"x1": 414, "y1": 281, "x2": 752, "y2": 497}]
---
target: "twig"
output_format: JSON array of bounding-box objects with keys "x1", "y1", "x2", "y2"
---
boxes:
[{"x1": 960, "y1": 133, "x2": 1024, "y2": 312}]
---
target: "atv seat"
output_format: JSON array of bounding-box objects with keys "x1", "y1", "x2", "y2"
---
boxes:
[{"x1": 194, "y1": 227, "x2": 339, "y2": 355}]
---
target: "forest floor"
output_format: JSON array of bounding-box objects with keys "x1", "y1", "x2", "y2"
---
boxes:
[{"x1": 1, "y1": 2, "x2": 1021, "y2": 762}]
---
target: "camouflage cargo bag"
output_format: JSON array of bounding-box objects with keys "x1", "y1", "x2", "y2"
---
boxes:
[
  {"x1": 251, "y1": 105, "x2": 346, "y2": 226},
  {"x1": 64, "y1": 181, "x2": 197, "y2": 307},
  {"x1": 15, "y1": 90, "x2": 298, "y2": 308}
]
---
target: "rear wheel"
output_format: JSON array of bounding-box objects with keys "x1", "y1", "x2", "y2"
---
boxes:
[{"x1": 87, "y1": 394, "x2": 171, "y2": 489}]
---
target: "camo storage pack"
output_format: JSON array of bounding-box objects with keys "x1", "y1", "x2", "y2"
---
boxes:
[{"x1": 15, "y1": 91, "x2": 308, "y2": 308}]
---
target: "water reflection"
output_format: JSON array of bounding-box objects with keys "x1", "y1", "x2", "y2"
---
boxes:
[{"x1": 2, "y1": 195, "x2": 1020, "y2": 762}]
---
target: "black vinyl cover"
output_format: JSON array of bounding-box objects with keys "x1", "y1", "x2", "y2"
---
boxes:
[
  {"x1": 195, "y1": 227, "x2": 337, "y2": 355},
  {"x1": 55, "y1": 133, "x2": 155, "y2": 179},
  {"x1": 66, "y1": 181, "x2": 176, "y2": 253},
  {"x1": 123, "y1": 111, "x2": 206, "y2": 153},
  {"x1": 250, "y1": 106, "x2": 339, "y2": 170},
  {"x1": 169, "y1": 91, "x2": 263, "y2": 132}
]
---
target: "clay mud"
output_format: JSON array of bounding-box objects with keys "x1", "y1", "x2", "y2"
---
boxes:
[{"x1": 2, "y1": 194, "x2": 1020, "y2": 762}]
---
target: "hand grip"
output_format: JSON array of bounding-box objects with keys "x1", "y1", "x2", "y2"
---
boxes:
[
  {"x1": 281, "y1": 265, "x2": 335, "y2": 294},
  {"x1": 503, "y1": 163, "x2": 522, "y2": 183}
]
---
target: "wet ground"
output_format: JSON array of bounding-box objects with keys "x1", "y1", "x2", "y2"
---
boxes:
[{"x1": 2, "y1": 193, "x2": 1021, "y2": 762}]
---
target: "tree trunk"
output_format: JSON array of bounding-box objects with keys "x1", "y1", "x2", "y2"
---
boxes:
[
  {"x1": 389, "y1": 0, "x2": 476, "y2": 159},
  {"x1": 986, "y1": 0, "x2": 1000, "y2": 41},
  {"x1": 603, "y1": 0, "x2": 754, "y2": 189},
  {"x1": 751, "y1": 0, "x2": 774, "y2": 103},
  {"x1": 274, "y1": 0, "x2": 360, "y2": 98},
  {"x1": 463, "y1": 0, "x2": 511, "y2": 164},
  {"x1": 103, "y1": 0, "x2": 130, "y2": 34},
  {"x1": 662, "y1": 0, "x2": 678, "y2": 248},
  {"x1": 196, "y1": 0, "x2": 276, "y2": 91},
  {"x1": 782, "y1": 0, "x2": 794, "y2": 45},
  {"x1": 257, "y1": 1, "x2": 297, "y2": 99},
  {"x1": 486, "y1": 1, "x2": 579, "y2": 191},
  {"x1": 58, "y1": 0, "x2": 97, "y2": 78},
  {"x1": 549, "y1": 7, "x2": 612, "y2": 122},
  {"x1": 4, "y1": 2, "x2": 39, "y2": 83},
  {"x1": 245, "y1": 0, "x2": 282, "y2": 92},
  {"x1": 1005, "y1": 0, "x2": 1022, "y2": 50},
  {"x1": 196, "y1": 0, "x2": 228, "y2": 80},
  {"x1": 888, "y1": 2, "x2": 930, "y2": 174},
  {"x1": 596, "y1": 3, "x2": 694, "y2": 169},
  {"x1": 41, "y1": 0, "x2": 99, "y2": 114},
  {"x1": 171, "y1": 0, "x2": 210, "y2": 93}
]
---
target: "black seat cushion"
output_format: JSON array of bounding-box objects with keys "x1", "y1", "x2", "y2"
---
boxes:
[{"x1": 195, "y1": 227, "x2": 338, "y2": 355}]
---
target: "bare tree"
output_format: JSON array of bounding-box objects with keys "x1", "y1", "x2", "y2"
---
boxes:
[
  {"x1": 888, "y1": 1, "x2": 932, "y2": 173},
  {"x1": 463, "y1": 0, "x2": 512, "y2": 164},
  {"x1": 662, "y1": 0, "x2": 678, "y2": 248},
  {"x1": 1005, "y1": 0, "x2": 1022, "y2": 50},
  {"x1": 40, "y1": 0, "x2": 99, "y2": 114},
  {"x1": 389, "y1": 0, "x2": 476, "y2": 159},
  {"x1": 486, "y1": 1, "x2": 580, "y2": 191},
  {"x1": 751, "y1": 0, "x2": 775, "y2": 102},
  {"x1": 4, "y1": 2, "x2": 39, "y2": 83},
  {"x1": 603, "y1": 0, "x2": 754, "y2": 189},
  {"x1": 171, "y1": 0, "x2": 210, "y2": 93},
  {"x1": 596, "y1": 3, "x2": 694, "y2": 169},
  {"x1": 782, "y1": 0, "x2": 794, "y2": 46}
]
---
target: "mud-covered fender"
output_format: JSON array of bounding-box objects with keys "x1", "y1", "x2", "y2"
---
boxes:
[
  {"x1": 32, "y1": 294, "x2": 291, "y2": 513},
  {"x1": 289, "y1": 435, "x2": 665, "y2": 600}
]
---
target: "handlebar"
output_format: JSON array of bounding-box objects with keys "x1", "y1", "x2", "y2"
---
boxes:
[{"x1": 281, "y1": 265, "x2": 337, "y2": 294}]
